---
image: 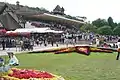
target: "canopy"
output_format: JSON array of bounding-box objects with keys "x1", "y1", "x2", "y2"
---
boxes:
[
  {"x1": 45, "y1": 30, "x2": 63, "y2": 33},
  {"x1": 6, "y1": 31, "x2": 18, "y2": 36},
  {"x1": 14, "y1": 27, "x2": 49, "y2": 33},
  {"x1": 0, "y1": 29, "x2": 7, "y2": 34},
  {"x1": 14, "y1": 28, "x2": 63, "y2": 33},
  {"x1": 25, "y1": 13, "x2": 84, "y2": 26},
  {"x1": 6, "y1": 31, "x2": 30, "y2": 37}
]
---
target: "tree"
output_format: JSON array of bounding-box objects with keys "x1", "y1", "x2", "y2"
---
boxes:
[
  {"x1": 97, "y1": 26, "x2": 113, "y2": 35},
  {"x1": 117, "y1": 23, "x2": 120, "y2": 26},
  {"x1": 113, "y1": 26, "x2": 120, "y2": 36},
  {"x1": 80, "y1": 22, "x2": 97, "y2": 33},
  {"x1": 114, "y1": 22, "x2": 118, "y2": 27},
  {"x1": 29, "y1": 7, "x2": 49, "y2": 13},
  {"x1": 39, "y1": 7, "x2": 49, "y2": 12},
  {"x1": 107, "y1": 17, "x2": 115, "y2": 29},
  {"x1": 92, "y1": 18, "x2": 108, "y2": 28}
]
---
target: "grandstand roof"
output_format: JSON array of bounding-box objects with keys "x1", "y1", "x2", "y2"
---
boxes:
[
  {"x1": 24, "y1": 13, "x2": 85, "y2": 26},
  {"x1": 0, "y1": 2, "x2": 85, "y2": 30}
]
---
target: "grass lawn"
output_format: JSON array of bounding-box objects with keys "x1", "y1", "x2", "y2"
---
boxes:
[{"x1": 2, "y1": 52, "x2": 120, "y2": 80}]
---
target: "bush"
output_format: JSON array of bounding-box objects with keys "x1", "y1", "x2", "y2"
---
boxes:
[{"x1": 97, "y1": 26, "x2": 113, "y2": 35}]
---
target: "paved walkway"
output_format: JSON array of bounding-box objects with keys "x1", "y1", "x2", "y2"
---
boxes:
[
  {"x1": 0, "y1": 43, "x2": 91, "y2": 56},
  {"x1": 0, "y1": 44, "x2": 79, "y2": 56},
  {"x1": 0, "y1": 43, "x2": 117, "y2": 56}
]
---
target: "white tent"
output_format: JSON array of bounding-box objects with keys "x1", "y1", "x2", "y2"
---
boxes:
[
  {"x1": 45, "y1": 30, "x2": 63, "y2": 33},
  {"x1": 14, "y1": 27, "x2": 50, "y2": 33},
  {"x1": 6, "y1": 31, "x2": 17, "y2": 33},
  {"x1": 14, "y1": 28, "x2": 63, "y2": 33}
]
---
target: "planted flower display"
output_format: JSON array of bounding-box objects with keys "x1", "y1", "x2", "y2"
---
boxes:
[
  {"x1": 75, "y1": 46, "x2": 90, "y2": 55},
  {"x1": 90, "y1": 47, "x2": 113, "y2": 53},
  {"x1": 0, "y1": 55, "x2": 64, "y2": 80},
  {"x1": 28, "y1": 46, "x2": 117, "y2": 55},
  {"x1": 55, "y1": 47, "x2": 75, "y2": 54},
  {"x1": 1, "y1": 68, "x2": 65, "y2": 80}
]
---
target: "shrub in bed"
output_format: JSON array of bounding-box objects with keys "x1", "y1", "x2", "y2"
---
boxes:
[{"x1": 90, "y1": 47, "x2": 113, "y2": 53}]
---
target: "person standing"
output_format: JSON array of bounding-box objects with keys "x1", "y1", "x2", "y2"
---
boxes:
[
  {"x1": 116, "y1": 38, "x2": 120, "y2": 60},
  {"x1": 96, "y1": 38, "x2": 100, "y2": 47},
  {"x1": 1, "y1": 39, "x2": 6, "y2": 50}
]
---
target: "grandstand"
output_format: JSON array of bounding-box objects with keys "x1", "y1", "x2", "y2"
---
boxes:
[{"x1": 0, "y1": 1, "x2": 85, "y2": 33}]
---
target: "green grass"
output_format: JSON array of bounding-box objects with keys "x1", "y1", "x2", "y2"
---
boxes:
[{"x1": 2, "y1": 52, "x2": 120, "y2": 80}]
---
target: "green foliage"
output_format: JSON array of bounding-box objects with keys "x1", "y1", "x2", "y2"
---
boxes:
[
  {"x1": 29, "y1": 7, "x2": 49, "y2": 13},
  {"x1": 92, "y1": 18, "x2": 108, "y2": 28},
  {"x1": 0, "y1": 72, "x2": 8, "y2": 76},
  {"x1": 80, "y1": 23, "x2": 97, "y2": 33},
  {"x1": 114, "y1": 22, "x2": 118, "y2": 27},
  {"x1": 107, "y1": 17, "x2": 116, "y2": 29},
  {"x1": 117, "y1": 23, "x2": 120, "y2": 26},
  {"x1": 90, "y1": 17, "x2": 120, "y2": 36},
  {"x1": 3, "y1": 53, "x2": 120, "y2": 80},
  {"x1": 65, "y1": 15, "x2": 83, "y2": 21},
  {"x1": 97, "y1": 26, "x2": 113, "y2": 35},
  {"x1": 113, "y1": 26, "x2": 120, "y2": 36}
]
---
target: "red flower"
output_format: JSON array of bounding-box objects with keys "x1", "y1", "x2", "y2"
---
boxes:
[{"x1": 8, "y1": 69, "x2": 54, "y2": 79}]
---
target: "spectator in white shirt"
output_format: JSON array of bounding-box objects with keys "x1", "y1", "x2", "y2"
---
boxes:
[{"x1": 96, "y1": 38, "x2": 100, "y2": 47}]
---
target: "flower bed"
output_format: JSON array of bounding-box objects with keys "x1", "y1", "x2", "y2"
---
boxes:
[
  {"x1": 0, "y1": 68, "x2": 65, "y2": 80},
  {"x1": 29, "y1": 47, "x2": 64, "y2": 53},
  {"x1": 75, "y1": 46, "x2": 90, "y2": 55},
  {"x1": 55, "y1": 47, "x2": 75, "y2": 54},
  {"x1": 28, "y1": 46, "x2": 117, "y2": 55},
  {"x1": 90, "y1": 47, "x2": 113, "y2": 53}
]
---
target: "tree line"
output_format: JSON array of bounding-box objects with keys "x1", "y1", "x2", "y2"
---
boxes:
[{"x1": 80, "y1": 17, "x2": 120, "y2": 36}]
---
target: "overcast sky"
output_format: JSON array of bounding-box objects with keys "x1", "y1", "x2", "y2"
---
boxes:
[{"x1": 1, "y1": 0, "x2": 120, "y2": 23}]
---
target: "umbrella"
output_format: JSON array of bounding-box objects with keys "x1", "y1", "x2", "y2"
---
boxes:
[
  {"x1": 6, "y1": 31, "x2": 18, "y2": 37},
  {"x1": 0, "y1": 29, "x2": 7, "y2": 35},
  {"x1": 18, "y1": 32, "x2": 31, "y2": 37}
]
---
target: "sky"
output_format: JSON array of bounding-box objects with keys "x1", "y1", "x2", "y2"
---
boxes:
[{"x1": 1, "y1": 0, "x2": 120, "y2": 23}]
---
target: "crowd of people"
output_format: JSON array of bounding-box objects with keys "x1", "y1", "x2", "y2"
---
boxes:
[
  {"x1": 31, "y1": 21, "x2": 77, "y2": 33},
  {"x1": 0, "y1": 32, "x2": 119, "y2": 52},
  {"x1": 0, "y1": 37, "x2": 34, "y2": 51},
  {"x1": 0, "y1": 21, "x2": 119, "y2": 51}
]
